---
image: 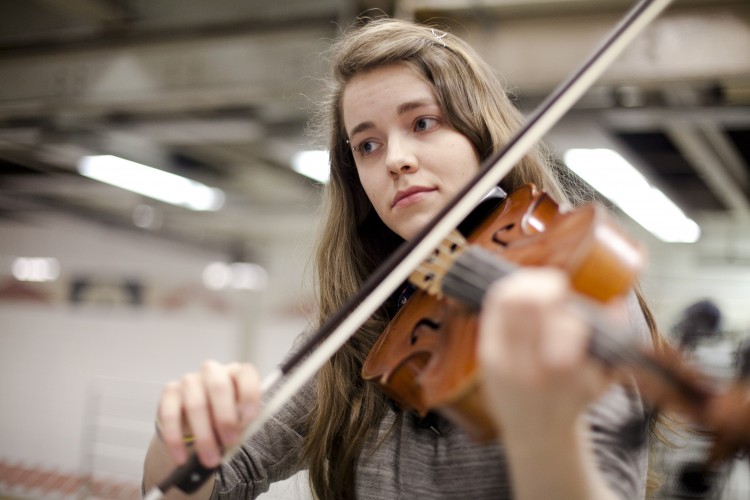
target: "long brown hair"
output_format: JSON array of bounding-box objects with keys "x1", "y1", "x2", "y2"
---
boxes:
[{"x1": 304, "y1": 17, "x2": 663, "y2": 499}]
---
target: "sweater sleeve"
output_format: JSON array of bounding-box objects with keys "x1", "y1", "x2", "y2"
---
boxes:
[{"x1": 586, "y1": 290, "x2": 653, "y2": 500}]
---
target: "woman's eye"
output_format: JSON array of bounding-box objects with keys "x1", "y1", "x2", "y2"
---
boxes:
[
  {"x1": 354, "y1": 140, "x2": 380, "y2": 157},
  {"x1": 414, "y1": 117, "x2": 438, "y2": 133}
]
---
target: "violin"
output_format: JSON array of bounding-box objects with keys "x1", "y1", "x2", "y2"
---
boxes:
[
  {"x1": 363, "y1": 183, "x2": 750, "y2": 464},
  {"x1": 362, "y1": 183, "x2": 645, "y2": 441}
]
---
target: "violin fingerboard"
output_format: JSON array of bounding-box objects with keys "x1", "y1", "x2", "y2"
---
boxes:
[
  {"x1": 442, "y1": 246, "x2": 712, "y2": 413},
  {"x1": 441, "y1": 246, "x2": 517, "y2": 309}
]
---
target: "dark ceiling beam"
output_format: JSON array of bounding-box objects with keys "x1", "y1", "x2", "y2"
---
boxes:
[
  {"x1": 699, "y1": 125, "x2": 750, "y2": 191},
  {"x1": 410, "y1": 3, "x2": 750, "y2": 96},
  {"x1": 1, "y1": 4, "x2": 747, "y2": 124},
  {"x1": 31, "y1": 0, "x2": 125, "y2": 23},
  {"x1": 0, "y1": 25, "x2": 331, "y2": 123},
  {"x1": 665, "y1": 123, "x2": 750, "y2": 220},
  {"x1": 0, "y1": 2, "x2": 340, "y2": 55}
]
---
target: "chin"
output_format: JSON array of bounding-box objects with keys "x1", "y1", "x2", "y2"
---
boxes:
[
  {"x1": 389, "y1": 211, "x2": 437, "y2": 241},
  {"x1": 395, "y1": 221, "x2": 427, "y2": 241}
]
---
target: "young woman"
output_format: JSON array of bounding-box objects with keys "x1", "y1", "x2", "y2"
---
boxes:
[{"x1": 143, "y1": 18, "x2": 660, "y2": 500}]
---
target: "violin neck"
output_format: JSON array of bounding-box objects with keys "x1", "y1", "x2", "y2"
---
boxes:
[
  {"x1": 441, "y1": 247, "x2": 710, "y2": 407},
  {"x1": 444, "y1": 247, "x2": 640, "y2": 366},
  {"x1": 441, "y1": 246, "x2": 516, "y2": 310}
]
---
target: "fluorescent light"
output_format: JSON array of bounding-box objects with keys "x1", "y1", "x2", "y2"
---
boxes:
[
  {"x1": 292, "y1": 150, "x2": 330, "y2": 183},
  {"x1": 78, "y1": 155, "x2": 225, "y2": 211},
  {"x1": 563, "y1": 148, "x2": 700, "y2": 243},
  {"x1": 202, "y1": 262, "x2": 268, "y2": 291},
  {"x1": 12, "y1": 257, "x2": 60, "y2": 282}
]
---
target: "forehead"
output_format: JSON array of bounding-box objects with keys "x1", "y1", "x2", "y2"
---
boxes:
[{"x1": 341, "y1": 64, "x2": 436, "y2": 131}]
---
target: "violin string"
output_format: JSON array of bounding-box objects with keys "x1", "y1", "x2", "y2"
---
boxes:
[
  {"x1": 446, "y1": 251, "x2": 701, "y2": 392},
  {"x1": 414, "y1": 243, "x2": 710, "y2": 406},
  {"x1": 421, "y1": 245, "x2": 644, "y2": 371},
  {"x1": 411, "y1": 243, "x2": 498, "y2": 306},
  {"x1": 413, "y1": 254, "x2": 456, "y2": 280},
  {"x1": 416, "y1": 254, "x2": 492, "y2": 300},
  {"x1": 411, "y1": 243, "x2": 466, "y2": 290},
  {"x1": 449, "y1": 249, "x2": 511, "y2": 305},
  {"x1": 444, "y1": 249, "x2": 633, "y2": 365}
]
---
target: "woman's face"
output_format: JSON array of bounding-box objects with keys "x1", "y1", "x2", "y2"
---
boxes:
[{"x1": 342, "y1": 64, "x2": 480, "y2": 240}]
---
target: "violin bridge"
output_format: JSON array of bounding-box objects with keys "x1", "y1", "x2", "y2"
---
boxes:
[{"x1": 409, "y1": 230, "x2": 468, "y2": 298}]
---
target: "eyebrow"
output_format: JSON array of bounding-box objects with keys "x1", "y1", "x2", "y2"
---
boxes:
[{"x1": 347, "y1": 99, "x2": 435, "y2": 139}]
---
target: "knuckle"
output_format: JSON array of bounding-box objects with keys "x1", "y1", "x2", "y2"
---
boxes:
[
  {"x1": 181, "y1": 372, "x2": 200, "y2": 387},
  {"x1": 159, "y1": 405, "x2": 180, "y2": 423},
  {"x1": 159, "y1": 382, "x2": 181, "y2": 405},
  {"x1": 193, "y1": 434, "x2": 219, "y2": 454},
  {"x1": 214, "y1": 415, "x2": 236, "y2": 436},
  {"x1": 205, "y1": 376, "x2": 231, "y2": 397},
  {"x1": 162, "y1": 433, "x2": 183, "y2": 448},
  {"x1": 163, "y1": 380, "x2": 180, "y2": 393},
  {"x1": 201, "y1": 359, "x2": 221, "y2": 373},
  {"x1": 240, "y1": 370, "x2": 262, "y2": 401},
  {"x1": 184, "y1": 399, "x2": 207, "y2": 414}
]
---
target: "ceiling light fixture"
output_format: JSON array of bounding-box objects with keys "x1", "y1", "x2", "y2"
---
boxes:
[
  {"x1": 202, "y1": 262, "x2": 268, "y2": 291},
  {"x1": 78, "y1": 155, "x2": 225, "y2": 211},
  {"x1": 563, "y1": 148, "x2": 701, "y2": 243},
  {"x1": 292, "y1": 150, "x2": 330, "y2": 184},
  {"x1": 12, "y1": 257, "x2": 60, "y2": 282}
]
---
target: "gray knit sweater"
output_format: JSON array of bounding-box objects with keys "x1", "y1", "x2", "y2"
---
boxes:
[{"x1": 209, "y1": 293, "x2": 651, "y2": 499}]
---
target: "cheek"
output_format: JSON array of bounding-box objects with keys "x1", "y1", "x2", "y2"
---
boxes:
[
  {"x1": 439, "y1": 136, "x2": 479, "y2": 174},
  {"x1": 444, "y1": 152, "x2": 479, "y2": 185},
  {"x1": 356, "y1": 170, "x2": 384, "y2": 210}
]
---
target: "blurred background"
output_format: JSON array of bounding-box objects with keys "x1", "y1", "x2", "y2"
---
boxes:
[{"x1": 0, "y1": 0, "x2": 748, "y2": 498}]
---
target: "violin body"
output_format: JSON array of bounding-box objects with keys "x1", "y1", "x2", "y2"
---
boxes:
[{"x1": 362, "y1": 184, "x2": 645, "y2": 441}]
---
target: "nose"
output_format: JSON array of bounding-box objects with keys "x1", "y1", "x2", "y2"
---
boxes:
[{"x1": 385, "y1": 135, "x2": 418, "y2": 177}]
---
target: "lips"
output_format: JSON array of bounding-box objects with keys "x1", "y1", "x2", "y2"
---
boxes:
[{"x1": 392, "y1": 186, "x2": 436, "y2": 208}]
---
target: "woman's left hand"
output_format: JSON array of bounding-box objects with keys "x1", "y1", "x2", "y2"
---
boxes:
[{"x1": 477, "y1": 268, "x2": 613, "y2": 436}]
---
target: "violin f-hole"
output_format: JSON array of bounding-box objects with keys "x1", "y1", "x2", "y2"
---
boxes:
[
  {"x1": 411, "y1": 318, "x2": 441, "y2": 345},
  {"x1": 492, "y1": 223, "x2": 515, "y2": 247}
]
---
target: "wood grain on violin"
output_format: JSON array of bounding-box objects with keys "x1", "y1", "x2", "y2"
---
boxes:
[
  {"x1": 362, "y1": 183, "x2": 645, "y2": 441},
  {"x1": 363, "y1": 184, "x2": 750, "y2": 465}
]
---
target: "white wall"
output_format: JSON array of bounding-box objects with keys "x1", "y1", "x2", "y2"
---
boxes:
[
  {"x1": 0, "y1": 304, "x2": 240, "y2": 474},
  {"x1": 0, "y1": 212, "x2": 314, "y2": 498},
  {"x1": 626, "y1": 218, "x2": 750, "y2": 337}
]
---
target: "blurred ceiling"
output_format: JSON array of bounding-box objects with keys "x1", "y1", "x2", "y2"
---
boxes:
[{"x1": 0, "y1": 0, "x2": 748, "y2": 259}]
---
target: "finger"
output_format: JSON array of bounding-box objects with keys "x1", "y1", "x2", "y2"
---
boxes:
[
  {"x1": 203, "y1": 361, "x2": 242, "y2": 448},
  {"x1": 479, "y1": 269, "x2": 569, "y2": 381},
  {"x1": 182, "y1": 372, "x2": 222, "y2": 467},
  {"x1": 158, "y1": 381, "x2": 188, "y2": 464},
  {"x1": 541, "y1": 300, "x2": 615, "y2": 402},
  {"x1": 478, "y1": 279, "x2": 513, "y2": 377},
  {"x1": 540, "y1": 303, "x2": 588, "y2": 371},
  {"x1": 231, "y1": 363, "x2": 261, "y2": 425}
]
